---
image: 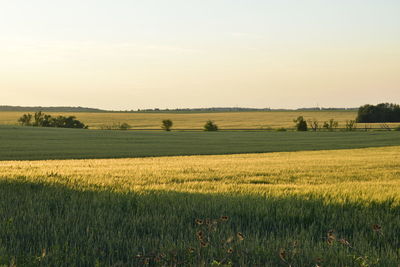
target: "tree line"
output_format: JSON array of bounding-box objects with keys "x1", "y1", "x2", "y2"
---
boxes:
[
  {"x1": 3, "y1": 105, "x2": 105, "y2": 112},
  {"x1": 18, "y1": 111, "x2": 87, "y2": 129},
  {"x1": 356, "y1": 103, "x2": 400, "y2": 123},
  {"x1": 293, "y1": 117, "x2": 357, "y2": 131},
  {"x1": 16, "y1": 103, "x2": 400, "y2": 131}
]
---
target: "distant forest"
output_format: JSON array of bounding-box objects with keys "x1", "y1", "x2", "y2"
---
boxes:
[
  {"x1": 356, "y1": 103, "x2": 400, "y2": 123},
  {"x1": 0, "y1": 105, "x2": 357, "y2": 113},
  {"x1": 0, "y1": 106, "x2": 105, "y2": 112}
]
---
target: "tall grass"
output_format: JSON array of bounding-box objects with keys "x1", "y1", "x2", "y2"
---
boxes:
[{"x1": 0, "y1": 147, "x2": 399, "y2": 266}]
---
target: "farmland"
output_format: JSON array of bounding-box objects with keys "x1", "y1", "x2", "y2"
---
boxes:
[
  {"x1": 3, "y1": 0, "x2": 399, "y2": 266},
  {"x1": 1, "y1": 125, "x2": 400, "y2": 160},
  {"x1": 0, "y1": 117, "x2": 399, "y2": 266},
  {"x1": 0, "y1": 146, "x2": 399, "y2": 266},
  {"x1": 0, "y1": 110, "x2": 360, "y2": 129}
]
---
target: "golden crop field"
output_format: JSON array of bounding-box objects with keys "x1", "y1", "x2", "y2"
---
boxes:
[
  {"x1": 1, "y1": 146, "x2": 399, "y2": 265},
  {"x1": 1, "y1": 146, "x2": 399, "y2": 202},
  {"x1": 0, "y1": 110, "x2": 362, "y2": 129}
]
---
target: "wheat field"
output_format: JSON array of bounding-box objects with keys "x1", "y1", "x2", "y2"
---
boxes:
[
  {"x1": 1, "y1": 146, "x2": 399, "y2": 203},
  {"x1": 0, "y1": 111, "x2": 360, "y2": 129},
  {"x1": 0, "y1": 146, "x2": 399, "y2": 266}
]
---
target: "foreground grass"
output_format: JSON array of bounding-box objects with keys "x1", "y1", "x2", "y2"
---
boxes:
[
  {"x1": 0, "y1": 147, "x2": 399, "y2": 266},
  {"x1": 1, "y1": 125, "x2": 400, "y2": 160}
]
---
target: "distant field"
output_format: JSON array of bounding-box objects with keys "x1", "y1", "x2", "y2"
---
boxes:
[
  {"x1": 1, "y1": 125, "x2": 400, "y2": 160},
  {"x1": 0, "y1": 110, "x2": 363, "y2": 129},
  {"x1": 0, "y1": 146, "x2": 399, "y2": 266}
]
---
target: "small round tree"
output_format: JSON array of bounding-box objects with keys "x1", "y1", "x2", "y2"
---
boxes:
[
  {"x1": 204, "y1": 120, "x2": 218, "y2": 131},
  {"x1": 162, "y1": 119, "x2": 173, "y2": 131},
  {"x1": 119, "y1": 123, "x2": 131, "y2": 130},
  {"x1": 293, "y1": 116, "x2": 308, "y2": 131}
]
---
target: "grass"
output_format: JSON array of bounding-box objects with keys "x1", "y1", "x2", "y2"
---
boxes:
[
  {"x1": 0, "y1": 146, "x2": 399, "y2": 266},
  {"x1": 0, "y1": 110, "x2": 362, "y2": 129},
  {"x1": 1, "y1": 125, "x2": 400, "y2": 161}
]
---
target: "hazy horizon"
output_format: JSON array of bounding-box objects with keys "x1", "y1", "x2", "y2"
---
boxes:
[
  {"x1": 0, "y1": 104, "x2": 361, "y2": 111},
  {"x1": 1, "y1": 1, "x2": 399, "y2": 110}
]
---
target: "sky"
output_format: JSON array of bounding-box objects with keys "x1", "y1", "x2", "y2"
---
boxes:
[{"x1": 1, "y1": 0, "x2": 399, "y2": 110}]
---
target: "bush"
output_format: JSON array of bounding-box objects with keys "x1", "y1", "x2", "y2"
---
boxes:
[
  {"x1": 119, "y1": 123, "x2": 131, "y2": 130},
  {"x1": 100, "y1": 124, "x2": 113, "y2": 130},
  {"x1": 394, "y1": 126, "x2": 400, "y2": 131},
  {"x1": 162, "y1": 119, "x2": 173, "y2": 131},
  {"x1": 293, "y1": 116, "x2": 307, "y2": 131},
  {"x1": 276, "y1": 127, "x2": 287, "y2": 132},
  {"x1": 204, "y1": 120, "x2": 218, "y2": 131},
  {"x1": 100, "y1": 123, "x2": 131, "y2": 130}
]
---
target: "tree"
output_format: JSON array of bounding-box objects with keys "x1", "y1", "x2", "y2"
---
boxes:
[
  {"x1": 323, "y1": 119, "x2": 339, "y2": 131},
  {"x1": 307, "y1": 119, "x2": 319, "y2": 131},
  {"x1": 293, "y1": 116, "x2": 308, "y2": 131},
  {"x1": 41, "y1": 114, "x2": 53, "y2": 127},
  {"x1": 204, "y1": 120, "x2": 218, "y2": 131},
  {"x1": 161, "y1": 119, "x2": 173, "y2": 131},
  {"x1": 61, "y1": 116, "x2": 87, "y2": 128},
  {"x1": 356, "y1": 103, "x2": 400, "y2": 123},
  {"x1": 33, "y1": 111, "x2": 45, "y2": 126},
  {"x1": 17, "y1": 112, "x2": 87, "y2": 129},
  {"x1": 345, "y1": 120, "x2": 357, "y2": 131},
  {"x1": 18, "y1": 114, "x2": 33, "y2": 126}
]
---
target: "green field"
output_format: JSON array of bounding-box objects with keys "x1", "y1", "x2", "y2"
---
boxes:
[{"x1": 1, "y1": 125, "x2": 400, "y2": 160}]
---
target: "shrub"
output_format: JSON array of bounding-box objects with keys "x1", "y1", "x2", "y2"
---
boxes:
[
  {"x1": 261, "y1": 127, "x2": 273, "y2": 131},
  {"x1": 204, "y1": 120, "x2": 218, "y2": 131},
  {"x1": 162, "y1": 119, "x2": 173, "y2": 131},
  {"x1": 119, "y1": 123, "x2": 131, "y2": 130},
  {"x1": 293, "y1": 116, "x2": 307, "y2": 131},
  {"x1": 100, "y1": 124, "x2": 113, "y2": 130},
  {"x1": 276, "y1": 127, "x2": 287, "y2": 132},
  {"x1": 100, "y1": 123, "x2": 131, "y2": 130},
  {"x1": 380, "y1": 123, "x2": 391, "y2": 131},
  {"x1": 394, "y1": 126, "x2": 400, "y2": 131}
]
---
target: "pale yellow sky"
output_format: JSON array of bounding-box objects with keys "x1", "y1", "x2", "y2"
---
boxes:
[{"x1": 1, "y1": 1, "x2": 399, "y2": 110}]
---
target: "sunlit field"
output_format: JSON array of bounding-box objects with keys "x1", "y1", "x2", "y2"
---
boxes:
[
  {"x1": 2, "y1": 0, "x2": 400, "y2": 266},
  {"x1": 0, "y1": 110, "x2": 361, "y2": 129},
  {"x1": 0, "y1": 146, "x2": 399, "y2": 266}
]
